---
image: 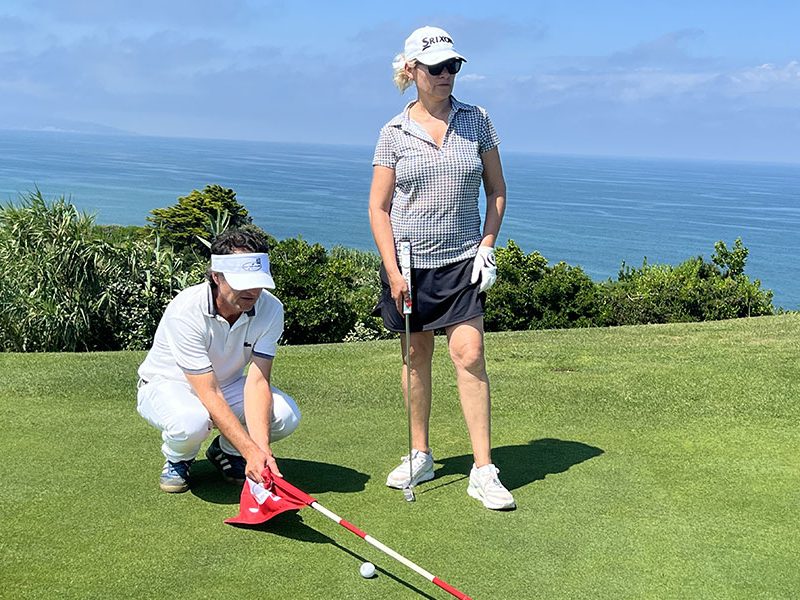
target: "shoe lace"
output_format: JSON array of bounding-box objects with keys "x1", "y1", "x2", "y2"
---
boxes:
[
  {"x1": 481, "y1": 465, "x2": 505, "y2": 489},
  {"x1": 399, "y1": 452, "x2": 429, "y2": 473},
  {"x1": 166, "y1": 460, "x2": 193, "y2": 478}
]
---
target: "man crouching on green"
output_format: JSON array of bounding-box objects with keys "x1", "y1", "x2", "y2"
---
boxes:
[{"x1": 136, "y1": 228, "x2": 300, "y2": 492}]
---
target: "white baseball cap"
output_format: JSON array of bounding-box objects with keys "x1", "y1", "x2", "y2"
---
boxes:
[
  {"x1": 403, "y1": 26, "x2": 466, "y2": 66},
  {"x1": 211, "y1": 252, "x2": 275, "y2": 290}
]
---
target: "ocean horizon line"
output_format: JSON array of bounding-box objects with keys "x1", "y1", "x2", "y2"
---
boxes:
[{"x1": 3, "y1": 127, "x2": 799, "y2": 169}]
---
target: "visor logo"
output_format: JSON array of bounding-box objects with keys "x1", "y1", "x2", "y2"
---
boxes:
[{"x1": 242, "y1": 258, "x2": 262, "y2": 271}]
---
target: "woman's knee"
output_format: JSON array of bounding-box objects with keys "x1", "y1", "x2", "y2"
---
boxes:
[
  {"x1": 449, "y1": 340, "x2": 486, "y2": 374},
  {"x1": 447, "y1": 319, "x2": 487, "y2": 375}
]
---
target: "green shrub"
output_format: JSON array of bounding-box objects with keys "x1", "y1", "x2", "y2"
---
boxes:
[
  {"x1": 598, "y1": 239, "x2": 773, "y2": 325},
  {"x1": 712, "y1": 238, "x2": 748, "y2": 277},
  {"x1": 484, "y1": 240, "x2": 599, "y2": 331},
  {"x1": 94, "y1": 224, "x2": 149, "y2": 245},
  {"x1": 0, "y1": 193, "x2": 207, "y2": 351},
  {"x1": 328, "y1": 246, "x2": 391, "y2": 342},
  {"x1": 0, "y1": 189, "x2": 777, "y2": 352},
  {"x1": 104, "y1": 236, "x2": 207, "y2": 350},
  {"x1": 269, "y1": 237, "x2": 358, "y2": 345}
]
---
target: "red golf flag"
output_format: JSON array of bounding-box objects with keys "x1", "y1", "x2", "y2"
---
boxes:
[{"x1": 225, "y1": 471, "x2": 313, "y2": 526}]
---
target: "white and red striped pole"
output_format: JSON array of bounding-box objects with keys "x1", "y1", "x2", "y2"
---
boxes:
[
  {"x1": 310, "y1": 501, "x2": 472, "y2": 600},
  {"x1": 273, "y1": 476, "x2": 473, "y2": 600}
]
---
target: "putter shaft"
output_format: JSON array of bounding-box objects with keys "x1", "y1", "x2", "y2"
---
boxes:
[
  {"x1": 404, "y1": 310, "x2": 414, "y2": 501},
  {"x1": 400, "y1": 240, "x2": 414, "y2": 501}
]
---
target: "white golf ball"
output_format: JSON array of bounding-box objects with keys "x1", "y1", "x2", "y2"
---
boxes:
[{"x1": 359, "y1": 561, "x2": 376, "y2": 578}]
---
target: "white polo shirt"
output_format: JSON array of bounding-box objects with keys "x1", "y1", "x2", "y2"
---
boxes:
[{"x1": 138, "y1": 282, "x2": 284, "y2": 388}]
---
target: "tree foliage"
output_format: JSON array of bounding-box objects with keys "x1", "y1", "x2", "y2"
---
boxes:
[
  {"x1": 712, "y1": 238, "x2": 748, "y2": 278},
  {"x1": 147, "y1": 184, "x2": 251, "y2": 255}
]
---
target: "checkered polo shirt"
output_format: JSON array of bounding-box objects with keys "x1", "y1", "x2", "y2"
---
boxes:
[{"x1": 372, "y1": 97, "x2": 500, "y2": 269}]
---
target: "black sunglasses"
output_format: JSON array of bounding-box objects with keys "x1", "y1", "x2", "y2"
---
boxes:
[{"x1": 420, "y1": 58, "x2": 463, "y2": 76}]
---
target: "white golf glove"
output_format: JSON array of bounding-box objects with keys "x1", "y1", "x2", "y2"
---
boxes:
[{"x1": 470, "y1": 245, "x2": 497, "y2": 293}]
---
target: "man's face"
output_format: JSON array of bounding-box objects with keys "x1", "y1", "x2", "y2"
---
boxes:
[{"x1": 212, "y1": 272, "x2": 261, "y2": 315}]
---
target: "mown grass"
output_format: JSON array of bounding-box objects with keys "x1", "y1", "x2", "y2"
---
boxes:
[{"x1": 1, "y1": 315, "x2": 798, "y2": 599}]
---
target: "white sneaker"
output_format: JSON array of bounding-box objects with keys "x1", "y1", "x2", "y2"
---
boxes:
[
  {"x1": 386, "y1": 449, "x2": 435, "y2": 489},
  {"x1": 467, "y1": 463, "x2": 516, "y2": 510}
]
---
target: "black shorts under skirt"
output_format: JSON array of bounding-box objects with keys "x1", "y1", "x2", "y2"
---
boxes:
[{"x1": 373, "y1": 257, "x2": 485, "y2": 333}]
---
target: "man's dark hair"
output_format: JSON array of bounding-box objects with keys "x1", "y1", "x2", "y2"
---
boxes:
[
  {"x1": 207, "y1": 227, "x2": 270, "y2": 287},
  {"x1": 210, "y1": 227, "x2": 270, "y2": 255}
]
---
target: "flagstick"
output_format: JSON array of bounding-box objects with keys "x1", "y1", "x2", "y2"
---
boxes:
[
  {"x1": 236, "y1": 474, "x2": 474, "y2": 600},
  {"x1": 309, "y1": 501, "x2": 472, "y2": 600}
]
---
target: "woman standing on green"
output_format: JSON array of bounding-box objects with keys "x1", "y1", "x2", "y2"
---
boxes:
[{"x1": 368, "y1": 25, "x2": 514, "y2": 510}]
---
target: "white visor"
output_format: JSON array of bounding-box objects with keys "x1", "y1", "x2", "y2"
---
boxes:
[{"x1": 211, "y1": 252, "x2": 275, "y2": 290}]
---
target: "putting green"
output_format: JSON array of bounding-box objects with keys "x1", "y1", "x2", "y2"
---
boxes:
[{"x1": 1, "y1": 314, "x2": 798, "y2": 598}]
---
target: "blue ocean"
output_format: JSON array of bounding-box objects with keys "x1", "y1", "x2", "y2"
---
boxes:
[{"x1": 1, "y1": 129, "x2": 797, "y2": 310}]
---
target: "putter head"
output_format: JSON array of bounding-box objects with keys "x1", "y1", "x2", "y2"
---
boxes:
[{"x1": 403, "y1": 486, "x2": 416, "y2": 502}]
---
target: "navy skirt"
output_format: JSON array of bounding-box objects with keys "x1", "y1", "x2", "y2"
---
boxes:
[{"x1": 373, "y1": 257, "x2": 485, "y2": 333}]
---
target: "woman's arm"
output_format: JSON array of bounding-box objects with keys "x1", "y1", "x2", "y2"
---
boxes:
[
  {"x1": 368, "y1": 165, "x2": 407, "y2": 313},
  {"x1": 480, "y1": 146, "x2": 507, "y2": 247}
]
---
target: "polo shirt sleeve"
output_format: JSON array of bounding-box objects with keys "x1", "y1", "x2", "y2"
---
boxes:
[
  {"x1": 252, "y1": 304, "x2": 284, "y2": 360},
  {"x1": 164, "y1": 316, "x2": 213, "y2": 374},
  {"x1": 478, "y1": 109, "x2": 500, "y2": 154},
  {"x1": 372, "y1": 126, "x2": 398, "y2": 168}
]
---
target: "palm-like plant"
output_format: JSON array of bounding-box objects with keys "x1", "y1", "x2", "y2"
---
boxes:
[{"x1": 0, "y1": 190, "x2": 120, "y2": 350}]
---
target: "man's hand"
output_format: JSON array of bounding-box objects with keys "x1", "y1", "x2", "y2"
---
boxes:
[
  {"x1": 265, "y1": 454, "x2": 282, "y2": 478},
  {"x1": 470, "y1": 245, "x2": 497, "y2": 293},
  {"x1": 245, "y1": 449, "x2": 282, "y2": 483}
]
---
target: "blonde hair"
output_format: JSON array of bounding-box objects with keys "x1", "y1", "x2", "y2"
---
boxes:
[{"x1": 392, "y1": 53, "x2": 416, "y2": 93}]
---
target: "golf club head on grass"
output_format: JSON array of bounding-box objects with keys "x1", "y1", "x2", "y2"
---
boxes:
[{"x1": 403, "y1": 485, "x2": 416, "y2": 502}]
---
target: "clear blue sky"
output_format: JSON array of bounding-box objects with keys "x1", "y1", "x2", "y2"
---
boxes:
[{"x1": 1, "y1": 0, "x2": 798, "y2": 162}]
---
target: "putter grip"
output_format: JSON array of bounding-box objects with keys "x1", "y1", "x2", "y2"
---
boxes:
[{"x1": 399, "y1": 241, "x2": 412, "y2": 315}]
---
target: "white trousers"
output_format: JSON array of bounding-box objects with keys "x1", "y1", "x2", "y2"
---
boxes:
[{"x1": 137, "y1": 376, "x2": 301, "y2": 462}]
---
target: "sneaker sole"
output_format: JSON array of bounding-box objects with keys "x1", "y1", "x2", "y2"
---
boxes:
[
  {"x1": 159, "y1": 481, "x2": 190, "y2": 493},
  {"x1": 386, "y1": 468, "x2": 435, "y2": 489},
  {"x1": 221, "y1": 475, "x2": 246, "y2": 485},
  {"x1": 467, "y1": 484, "x2": 516, "y2": 510}
]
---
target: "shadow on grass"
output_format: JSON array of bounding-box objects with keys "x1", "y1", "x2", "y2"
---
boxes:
[
  {"x1": 192, "y1": 457, "x2": 370, "y2": 505},
  {"x1": 431, "y1": 438, "x2": 604, "y2": 493},
  {"x1": 231, "y1": 512, "x2": 437, "y2": 599}
]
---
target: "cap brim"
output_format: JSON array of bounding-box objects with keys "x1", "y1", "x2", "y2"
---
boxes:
[
  {"x1": 224, "y1": 271, "x2": 275, "y2": 290},
  {"x1": 416, "y1": 49, "x2": 467, "y2": 65}
]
